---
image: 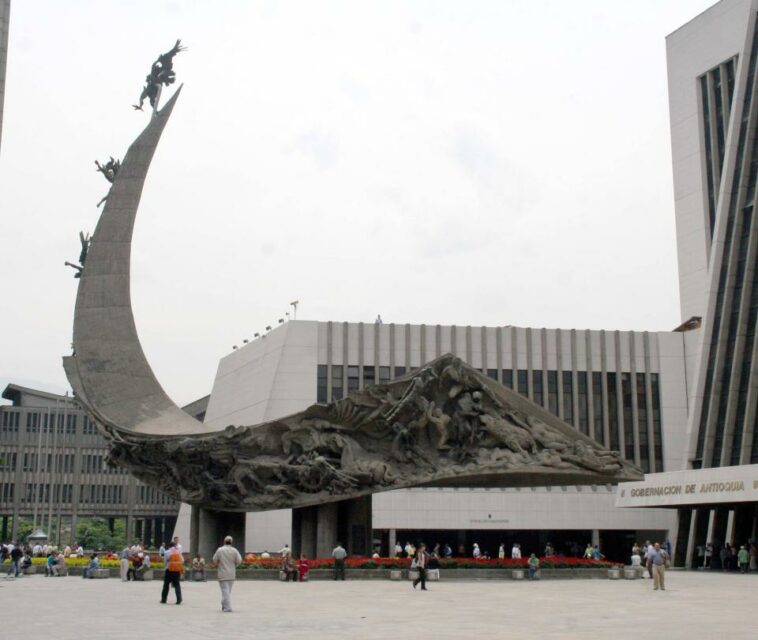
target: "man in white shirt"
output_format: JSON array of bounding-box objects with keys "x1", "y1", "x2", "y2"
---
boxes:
[
  {"x1": 511, "y1": 544, "x2": 521, "y2": 559},
  {"x1": 213, "y1": 536, "x2": 242, "y2": 613},
  {"x1": 332, "y1": 543, "x2": 347, "y2": 581},
  {"x1": 279, "y1": 544, "x2": 291, "y2": 558}
]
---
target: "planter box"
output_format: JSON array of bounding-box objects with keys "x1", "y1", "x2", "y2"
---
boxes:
[
  {"x1": 512, "y1": 569, "x2": 525, "y2": 580},
  {"x1": 607, "y1": 569, "x2": 622, "y2": 580},
  {"x1": 623, "y1": 568, "x2": 639, "y2": 580},
  {"x1": 389, "y1": 570, "x2": 402, "y2": 580}
]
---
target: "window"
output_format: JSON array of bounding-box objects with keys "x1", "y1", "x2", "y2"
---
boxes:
[
  {"x1": 394, "y1": 366, "x2": 406, "y2": 379},
  {"x1": 487, "y1": 369, "x2": 498, "y2": 381},
  {"x1": 25, "y1": 412, "x2": 40, "y2": 433},
  {"x1": 502, "y1": 370, "x2": 513, "y2": 389},
  {"x1": 547, "y1": 371, "x2": 558, "y2": 415},
  {"x1": 0, "y1": 452, "x2": 16, "y2": 471},
  {"x1": 331, "y1": 365, "x2": 343, "y2": 401},
  {"x1": 517, "y1": 370, "x2": 529, "y2": 396},
  {"x1": 637, "y1": 373, "x2": 650, "y2": 472},
  {"x1": 379, "y1": 366, "x2": 391, "y2": 383},
  {"x1": 592, "y1": 372, "x2": 604, "y2": 444},
  {"x1": 363, "y1": 366, "x2": 375, "y2": 389},
  {"x1": 317, "y1": 365, "x2": 328, "y2": 403},
  {"x1": 347, "y1": 366, "x2": 359, "y2": 393},
  {"x1": 532, "y1": 371, "x2": 543, "y2": 406},
  {"x1": 621, "y1": 373, "x2": 634, "y2": 460},
  {"x1": 562, "y1": 371, "x2": 573, "y2": 425},
  {"x1": 651, "y1": 373, "x2": 663, "y2": 471},
  {"x1": 577, "y1": 371, "x2": 588, "y2": 435}
]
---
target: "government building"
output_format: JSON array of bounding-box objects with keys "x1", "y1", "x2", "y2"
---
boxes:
[{"x1": 176, "y1": 0, "x2": 758, "y2": 565}]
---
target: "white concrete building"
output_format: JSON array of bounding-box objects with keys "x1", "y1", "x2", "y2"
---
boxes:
[
  {"x1": 617, "y1": 0, "x2": 758, "y2": 566},
  {"x1": 201, "y1": 321, "x2": 684, "y2": 560}
]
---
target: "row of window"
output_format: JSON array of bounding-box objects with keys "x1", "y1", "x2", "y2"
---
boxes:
[
  {"x1": 0, "y1": 482, "x2": 174, "y2": 506},
  {"x1": 695, "y1": 26, "x2": 758, "y2": 468},
  {"x1": 316, "y1": 364, "x2": 664, "y2": 472},
  {"x1": 0, "y1": 450, "x2": 126, "y2": 475},
  {"x1": 0, "y1": 410, "x2": 98, "y2": 435}
]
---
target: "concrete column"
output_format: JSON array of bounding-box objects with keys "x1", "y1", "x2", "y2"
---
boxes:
[
  {"x1": 344, "y1": 495, "x2": 372, "y2": 556},
  {"x1": 706, "y1": 508, "x2": 716, "y2": 544},
  {"x1": 316, "y1": 502, "x2": 338, "y2": 558},
  {"x1": 388, "y1": 528, "x2": 397, "y2": 556},
  {"x1": 725, "y1": 509, "x2": 736, "y2": 545},
  {"x1": 591, "y1": 529, "x2": 600, "y2": 547},
  {"x1": 685, "y1": 508, "x2": 699, "y2": 569},
  {"x1": 299, "y1": 508, "x2": 317, "y2": 558}
]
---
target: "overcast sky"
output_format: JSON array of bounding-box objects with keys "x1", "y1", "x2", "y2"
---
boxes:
[{"x1": 0, "y1": 0, "x2": 715, "y2": 406}]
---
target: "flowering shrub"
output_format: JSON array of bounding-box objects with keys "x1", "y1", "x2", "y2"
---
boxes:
[{"x1": 232, "y1": 556, "x2": 621, "y2": 570}]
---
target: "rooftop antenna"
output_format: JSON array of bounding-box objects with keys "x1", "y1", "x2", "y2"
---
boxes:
[{"x1": 290, "y1": 300, "x2": 299, "y2": 320}]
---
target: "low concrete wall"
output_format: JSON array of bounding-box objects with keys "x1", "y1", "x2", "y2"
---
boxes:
[{"x1": 62, "y1": 567, "x2": 612, "y2": 580}]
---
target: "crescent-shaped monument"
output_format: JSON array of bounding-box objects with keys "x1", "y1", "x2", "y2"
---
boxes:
[{"x1": 63, "y1": 84, "x2": 642, "y2": 555}]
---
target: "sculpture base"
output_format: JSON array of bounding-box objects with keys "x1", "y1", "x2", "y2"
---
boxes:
[
  {"x1": 292, "y1": 496, "x2": 372, "y2": 557},
  {"x1": 190, "y1": 506, "x2": 245, "y2": 560}
]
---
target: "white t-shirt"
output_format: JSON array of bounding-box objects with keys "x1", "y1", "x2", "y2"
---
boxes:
[{"x1": 512, "y1": 546, "x2": 521, "y2": 559}]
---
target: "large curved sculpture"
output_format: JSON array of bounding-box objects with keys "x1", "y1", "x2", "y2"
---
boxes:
[{"x1": 64, "y1": 87, "x2": 642, "y2": 513}]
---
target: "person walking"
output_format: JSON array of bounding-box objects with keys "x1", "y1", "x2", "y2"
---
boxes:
[
  {"x1": 119, "y1": 546, "x2": 130, "y2": 582},
  {"x1": 332, "y1": 542, "x2": 347, "y2": 580},
  {"x1": 412, "y1": 543, "x2": 430, "y2": 591},
  {"x1": 649, "y1": 542, "x2": 670, "y2": 591},
  {"x1": 160, "y1": 542, "x2": 183, "y2": 605},
  {"x1": 213, "y1": 536, "x2": 242, "y2": 613},
  {"x1": 7, "y1": 544, "x2": 21, "y2": 577},
  {"x1": 737, "y1": 545, "x2": 749, "y2": 573}
]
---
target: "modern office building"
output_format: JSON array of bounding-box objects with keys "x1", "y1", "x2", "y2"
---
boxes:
[
  {"x1": 0, "y1": 0, "x2": 9, "y2": 153},
  {"x1": 0, "y1": 383, "x2": 184, "y2": 545},
  {"x1": 617, "y1": 0, "x2": 758, "y2": 566}
]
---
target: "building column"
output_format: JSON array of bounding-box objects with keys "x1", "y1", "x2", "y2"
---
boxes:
[
  {"x1": 316, "y1": 502, "x2": 338, "y2": 558},
  {"x1": 591, "y1": 529, "x2": 600, "y2": 547},
  {"x1": 684, "y1": 508, "x2": 699, "y2": 569},
  {"x1": 145, "y1": 518, "x2": 153, "y2": 548},
  {"x1": 725, "y1": 509, "x2": 736, "y2": 545},
  {"x1": 292, "y1": 506, "x2": 317, "y2": 558},
  {"x1": 388, "y1": 528, "x2": 397, "y2": 556}
]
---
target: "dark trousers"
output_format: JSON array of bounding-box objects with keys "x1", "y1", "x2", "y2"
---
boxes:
[
  {"x1": 413, "y1": 567, "x2": 427, "y2": 590},
  {"x1": 333, "y1": 559, "x2": 345, "y2": 580},
  {"x1": 161, "y1": 570, "x2": 182, "y2": 603}
]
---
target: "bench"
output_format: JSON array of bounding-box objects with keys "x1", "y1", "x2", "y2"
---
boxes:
[
  {"x1": 389, "y1": 570, "x2": 403, "y2": 580},
  {"x1": 624, "y1": 566, "x2": 643, "y2": 580},
  {"x1": 135, "y1": 569, "x2": 154, "y2": 581},
  {"x1": 607, "y1": 568, "x2": 622, "y2": 580},
  {"x1": 89, "y1": 568, "x2": 110, "y2": 579},
  {"x1": 21, "y1": 566, "x2": 36, "y2": 575},
  {"x1": 511, "y1": 569, "x2": 525, "y2": 580}
]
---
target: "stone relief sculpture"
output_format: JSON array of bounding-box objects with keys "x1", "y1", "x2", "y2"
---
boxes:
[
  {"x1": 102, "y1": 354, "x2": 637, "y2": 511},
  {"x1": 63, "y1": 77, "x2": 642, "y2": 518}
]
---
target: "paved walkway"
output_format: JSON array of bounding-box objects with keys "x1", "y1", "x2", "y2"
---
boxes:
[{"x1": 1, "y1": 571, "x2": 755, "y2": 639}]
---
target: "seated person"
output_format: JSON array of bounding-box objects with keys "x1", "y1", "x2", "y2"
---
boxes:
[
  {"x1": 83, "y1": 553, "x2": 100, "y2": 579},
  {"x1": 134, "y1": 553, "x2": 151, "y2": 579},
  {"x1": 528, "y1": 553, "x2": 540, "y2": 579},
  {"x1": 631, "y1": 552, "x2": 642, "y2": 568},
  {"x1": 55, "y1": 552, "x2": 66, "y2": 575},
  {"x1": 297, "y1": 554, "x2": 309, "y2": 582},
  {"x1": 281, "y1": 556, "x2": 298, "y2": 582},
  {"x1": 20, "y1": 553, "x2": 33, "y2": 574},
  {"x1": 45, "y1": 553, "x2": 57, "y2": 577},
  {"x1": 191, "y1": 556, "x2": 206, "y2": 581},
  {"x1": 127, "y1": 553, "x2": 143, "y2": 581}
]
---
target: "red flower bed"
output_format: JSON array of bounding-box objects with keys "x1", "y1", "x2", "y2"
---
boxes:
[{"x1": 235, "y1": 556, "x2": 621, "y2": 570}]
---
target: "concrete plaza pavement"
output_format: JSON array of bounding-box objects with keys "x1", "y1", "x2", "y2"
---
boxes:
[{"x1": 0, "y1": 571, "x2": 755, "y2": 639}]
